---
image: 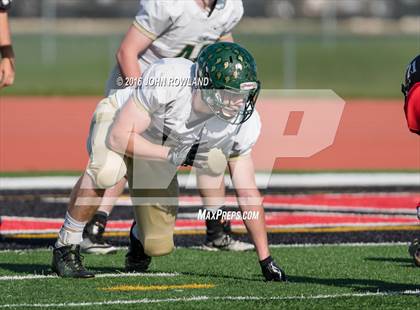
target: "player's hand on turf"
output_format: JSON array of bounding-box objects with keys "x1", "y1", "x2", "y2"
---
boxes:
[
  {"x1": 259, "y1": 256, "x2": 287, "y2": 282},
  {"x1": 0, "y1": 57, "x2": 15, "y2": 89}
]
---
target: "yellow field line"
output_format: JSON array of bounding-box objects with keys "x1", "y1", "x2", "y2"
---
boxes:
[
  {"x1": 100, "y1": 283, "x2": 215, "y2": 292},
  {"x1": 4, "y1": 225, "x2": 420, "y2": 239}
]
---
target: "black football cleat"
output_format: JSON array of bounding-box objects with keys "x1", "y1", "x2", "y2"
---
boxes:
[
  {"x1": 125, "y1": 222, "x2": 151, "y2": 272},
  {"x1": 51, "y1": 244, "x2": 95, "y2": 278},
  {"x1": 259, "y1": 256, "x2": 287, "y2": 282}
]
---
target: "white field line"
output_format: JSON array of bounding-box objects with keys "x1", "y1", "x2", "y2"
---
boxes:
[
  {"x1": 0, "y1": 290, "x2": 419, "y2": 308},
  {"x1": 0, "y1": 272, "x2": 178, "y2": 281},
  {"x1": 0, "y1": 241, "x2": 409, "y2": 255}
]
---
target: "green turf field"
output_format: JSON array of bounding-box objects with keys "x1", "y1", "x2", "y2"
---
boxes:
[
  {"x1": 0, "y1": 245, "x2": 419, "y2": 309},
  {"x1": 2, "y1": 33, "x2": 418, "y2": 98}
]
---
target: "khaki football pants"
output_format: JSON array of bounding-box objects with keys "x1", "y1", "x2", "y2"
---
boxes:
[
  {"x1": 86, "y1": 97, "x2": 179, "y2": 257},
  {"x1": 85, "y1": 97, "x2": 127, "y2": 189},
  {"x1": 126, "y1": 157, "x2": 179, "y2": 257}
]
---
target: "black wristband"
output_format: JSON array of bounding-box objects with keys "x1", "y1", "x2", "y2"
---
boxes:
[
  {"x1": 0, "y1": 45, "x2": 14, "y2": 59},
  {"x1": 93, "y1": 211, "x2": 109, "y2": 224},
  {"x1": 259, "y1": 255, "x2": 273, "y2": 267}
]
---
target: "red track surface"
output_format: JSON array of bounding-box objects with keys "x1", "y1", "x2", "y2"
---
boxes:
[
  {"x1": 1, "y1": 97, "x2": 419, "y2": 171},
  {"x1": 263, "y1": 193, "x2": 420, "y2": 211},
  {"x1": 1, "y1": 214, "x2": 418, "y2": 234},
  {"x1": 180, "y1": 193, "x2": 419, "y2": 210},
  {"x1": 1, "y1": 193, "x2": 418, "y2": 234}
]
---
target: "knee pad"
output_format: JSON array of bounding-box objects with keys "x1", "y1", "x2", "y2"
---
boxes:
[
  {"x1": 96, "y1": 152, "x2": 127, "y2": 188},
  {"x1": 88, "y1": 151, "x2": 127, "y2": 189}
]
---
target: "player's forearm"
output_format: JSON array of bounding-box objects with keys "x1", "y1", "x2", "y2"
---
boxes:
[
  {"x1": 237, "y1": 189, "x2": 270, "y2": 260},
  {"x1": 116, "y1": 24, "x2": 152, "y2": 80},
  {"x1": 116, "y1": 48, "x2": 141, "y2": 79},
  {"x1": 0, "y1": 12, "x2": 12, "y2": 46},
  {"x1": 108, "y1": 131, "x2": 169, "y2": 161},
  {"x1": 129, "y1": 133, "x2": 170, "y2": 160}
]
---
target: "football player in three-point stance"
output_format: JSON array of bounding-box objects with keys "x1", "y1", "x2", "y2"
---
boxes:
[
  {"x1": 401, "y1": 54, "x2": 420, "y2": 267},
  {"x1": 81, "y1": 0, "x2": 254, "y2": 254},
  {"x1": 51, "y1": 42, "x2": 287, "y2": 282},
  {"x1": 0, "y1": 0, "x2": 15, "y2": 89}
]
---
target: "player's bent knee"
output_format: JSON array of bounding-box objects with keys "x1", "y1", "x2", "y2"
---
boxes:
[
  {"x1": 88, "y1": 151, "x2": 127, "y2": 189},
  {"x1": 143, "y1": 236, "x2": 174, "y2": 257},
  {"x1": 96, "y1": 162, "x2": 127, "y2": 189}
]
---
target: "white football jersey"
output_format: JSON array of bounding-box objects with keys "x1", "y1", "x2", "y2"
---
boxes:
[
  {"x1": 106, "y1": 0, "x2": 244, "y2": 95},
  {"x1": 134, "y1": 0, "x2": 244, "y2": 65},
  {"x1": 112, "y1": 58, "x2": 260, "y2": 158}
]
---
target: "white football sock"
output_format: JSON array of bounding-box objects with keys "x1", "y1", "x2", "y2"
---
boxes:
[{"x1": 55, "y1": 212, "x2": 88, "y2": 248}]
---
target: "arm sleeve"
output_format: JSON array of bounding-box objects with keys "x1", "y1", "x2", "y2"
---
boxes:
[
  {"x1": 133, "y1": 0, "x2": 173, "y2": 40},
  {"x1": 0, "y1": 0, "x2": 12, "y2": 11}
]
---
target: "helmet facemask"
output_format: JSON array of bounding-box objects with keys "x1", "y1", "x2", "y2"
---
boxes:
[{"x1": 200, "y1": 82, "x2": 260, "y2": 125}]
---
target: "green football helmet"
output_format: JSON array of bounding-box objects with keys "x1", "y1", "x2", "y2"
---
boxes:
[{"x1": 196, "y1": 42, "x2": 261, "y2": 124}]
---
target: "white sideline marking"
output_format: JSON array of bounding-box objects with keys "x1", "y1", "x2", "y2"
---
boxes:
[
  {"x1": 1, "y1": 173, "x2": 419, "y2": 189},
  {"x1": 0, "y1": 290, "x2": 419, "y2": 308},
  {"x1": 0, "y1": 272, "x2": 178, "y2": 281}
]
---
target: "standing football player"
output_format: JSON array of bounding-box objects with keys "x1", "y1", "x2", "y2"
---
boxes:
[
  {"x1": 81, "y1": 0, "x2": 253, "y2": 254},
  {"x1": 0, "y1": 0, "x2": 15, "y2": 89},
  {"x1": 401, "y1": 54, "x2": 420, "y2": 267},
  {"x1": 52, "y1": 42, "x2": 287, "y2": 282}
]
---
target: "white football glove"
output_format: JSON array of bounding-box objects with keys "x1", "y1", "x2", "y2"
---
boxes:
[
  {"x1": 167, "y1": 142, "x2": 207, "y2": 168},
  {"x1": 167, "y1": 142, "x2": 227, "y2": 174}
]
